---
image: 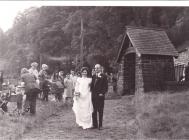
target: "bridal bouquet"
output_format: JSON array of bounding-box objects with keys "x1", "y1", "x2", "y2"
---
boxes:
[{"x1": 74, "y1": 92, "x2": 80, "y2": 100}]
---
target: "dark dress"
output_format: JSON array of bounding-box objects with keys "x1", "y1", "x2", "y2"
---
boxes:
[
  {"x1": 39, "y1": 70, "x2": 50, "y2": 101},
  {"x1": 0, "y1": 71, "x2": 3, "y2": 91}
]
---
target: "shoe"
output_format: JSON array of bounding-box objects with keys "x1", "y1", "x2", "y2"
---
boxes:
[{"x1": 98, "y1": 126, "x2": 102, "y2": 130}]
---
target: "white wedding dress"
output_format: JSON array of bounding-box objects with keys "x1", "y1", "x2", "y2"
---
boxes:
[{"x1": 72, "y1": 77, "x2": 93, "y2": 129}]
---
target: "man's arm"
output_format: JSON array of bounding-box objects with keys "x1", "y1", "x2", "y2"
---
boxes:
[
  {"x1": 90, "y1": 76, "x2": 95, "y2": 91},
  {"x1": 99, "y1": 75, "x2": 108, "y2": 96}
]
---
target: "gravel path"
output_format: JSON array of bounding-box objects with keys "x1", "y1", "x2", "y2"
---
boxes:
[{"x1": 21, "y1": 98, "x2": 136, "y2": 140}]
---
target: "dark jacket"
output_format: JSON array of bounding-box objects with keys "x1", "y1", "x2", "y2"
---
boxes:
[
  {"x1": 21, "y1": 73, "x2": 39, "y2": 92},
  {"x1": 91, "y1": 73, "x2": 108, "y2": 98}
]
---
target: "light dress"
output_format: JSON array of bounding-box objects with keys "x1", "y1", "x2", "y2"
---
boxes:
[
  {"x1": 72, "y1": 77, "x2": 93, "y2": 129},
  {"x1": 63, "y1": 78, "x2": 74, "y2": 99}
]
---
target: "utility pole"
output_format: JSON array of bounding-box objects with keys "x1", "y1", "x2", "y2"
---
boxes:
[
  {"x1": 40, "y1": 54, "x2": 42, "y2": 70},
  {"x1": 80, "y1": 18, "x2": 84, "y2": 67}
]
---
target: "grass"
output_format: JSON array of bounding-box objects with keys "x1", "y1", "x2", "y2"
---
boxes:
[
  {"x1": 2, "y1": 87, "x2": 189, "y2": 139},
  {"x1": 0, "y1": 96, "x2": 63, "y2": 140},
  {"x1": 136, "y1": 90, "x2": 189, "y2": 139}
]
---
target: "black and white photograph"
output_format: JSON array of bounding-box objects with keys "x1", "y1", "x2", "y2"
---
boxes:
[{"x1": 0, "y1": 1, "x2": 189, "y2": 139}]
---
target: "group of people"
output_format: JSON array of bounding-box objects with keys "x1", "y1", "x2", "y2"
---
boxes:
[
  {"x1": 19, "y1": 62, "x2": 109, "y2": 130},
  {"x1": 72, "y1": 64, "x2": 108, "y2": 130},
  {"x1": 20, "y1": 62, "x2": 49, "y2": 115},
  {"x1": 20, "y1": 62, "x2": 77, "y2": 114}
]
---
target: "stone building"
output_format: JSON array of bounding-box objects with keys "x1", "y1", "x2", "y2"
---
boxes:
[{"x1": 116, "y1": 26, "x2": 178, "y2": 95}]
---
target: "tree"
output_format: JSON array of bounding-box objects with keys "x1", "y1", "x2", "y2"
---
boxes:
[{"x1": 2, "y1": 6, "x2": 189, "y2": 74}]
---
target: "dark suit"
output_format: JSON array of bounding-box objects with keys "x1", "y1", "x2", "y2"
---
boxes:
[{"x1": 91, "y1": 73, "x2": 108, "y2": 128}]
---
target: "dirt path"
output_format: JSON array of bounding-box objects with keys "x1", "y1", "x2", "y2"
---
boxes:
[{"x1": 21, "y1": 97, "x2": 136, "y2": 140}]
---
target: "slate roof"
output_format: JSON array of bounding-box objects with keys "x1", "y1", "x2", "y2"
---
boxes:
[{"x1": 117, "y1": 26, "x2": 179, "y2": 63}]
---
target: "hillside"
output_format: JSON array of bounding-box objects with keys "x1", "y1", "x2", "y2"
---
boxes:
[
  {"x1": 136, "y1": 90, "x2": 189, "y2": 139},
  {"x1": 0, "y1": 7, "x2": 189, "y2": 73}
]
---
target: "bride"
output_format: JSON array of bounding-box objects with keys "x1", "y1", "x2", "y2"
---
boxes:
[{"x1": 72, "y1": 67, "x2": 93, "y2": 129}]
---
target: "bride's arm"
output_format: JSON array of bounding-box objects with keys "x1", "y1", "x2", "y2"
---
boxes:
[{"x1": 74, "y1": 78, "x2": 80, "y2": 94}]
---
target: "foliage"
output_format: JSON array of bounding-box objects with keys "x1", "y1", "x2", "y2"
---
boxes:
[{"x1": 0, "y1": 7, "x2": 189, "y2": 74}]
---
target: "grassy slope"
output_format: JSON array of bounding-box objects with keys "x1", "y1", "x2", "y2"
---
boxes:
[
  {"x1": 136, "y1": 91, "x2": 189, "y2": 139},
  {"x1": 0, "y1": 97, "x2": 63, "y2": 140}
]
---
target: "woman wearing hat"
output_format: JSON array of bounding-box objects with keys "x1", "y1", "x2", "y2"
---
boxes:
[{"x1": 29, "y1": 62, "x2": 39, "y2": 85}]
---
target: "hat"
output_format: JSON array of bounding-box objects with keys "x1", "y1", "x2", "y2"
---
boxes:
[
  {"x1": 31, "y1": 62, "x2": 38, "y2": 67},
  {"x1": 21, "y1": 68, "x2": 29, "y2": 74},
  {"x1": 2, "y1": 83, "x2": 7, "y2": 86},
  {"x1": 42, "y1": 64, "x2": 48, "y2": 70}
]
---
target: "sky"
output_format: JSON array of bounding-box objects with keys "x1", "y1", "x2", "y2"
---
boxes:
[
  {"x1": 0, "y1": 2, "x2": 41, "y2": 32},
  {"x1": 0, "y1": 1, "x2": 188, "y2": 32}
]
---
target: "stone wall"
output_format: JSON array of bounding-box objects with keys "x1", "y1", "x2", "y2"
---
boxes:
[
  {"x1": 117, "y1": 58, "x2": 124, "y2": 95},
  {"x1": 135, "y1": 55, "x2": 144, "y2": 95},
  {"x1": 141, "y1": 55, "x2": 175, "y2": 92},
  {"x1": 117, "y1": 54, "x2": 175, "y2": 95}
]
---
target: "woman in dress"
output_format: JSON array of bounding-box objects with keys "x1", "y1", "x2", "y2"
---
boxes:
[
  {"x1": 72, "y1": 67, "x2": 93, "y2": 129},
  {"x1": 29, "y1": 62, "x2": 39, "y2": 80},
  {"x1": 38, "y1": 64, "x2": 49, "y2": 101},
  {"x1": 63, "y1": 74, "x2": 74, "y2": 104},
  {"x1": 55, "y1": 71, "x2": 65, "y2": 101}
]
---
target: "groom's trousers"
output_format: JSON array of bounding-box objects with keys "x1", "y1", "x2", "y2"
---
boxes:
[{"x1": 92, "y1": 96, "x2": 105, "y2": 128}]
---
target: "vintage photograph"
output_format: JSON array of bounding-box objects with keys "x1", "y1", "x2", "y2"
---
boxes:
[{"x1": 0, "y1": 1, "x2": 189, "y2": 139}]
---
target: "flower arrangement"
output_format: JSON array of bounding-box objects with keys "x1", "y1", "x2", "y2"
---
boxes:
[
  {"x1": 97, "y1": 73, "x2": 102, "y2": 78},
  {"x1": 74, "y1": 92, "x2": 80, "y2": 100}
]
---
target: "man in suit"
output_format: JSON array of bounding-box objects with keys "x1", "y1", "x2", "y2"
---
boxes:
[{"x1": 91, "y1": 64, "x2": 108, "y2": 130}]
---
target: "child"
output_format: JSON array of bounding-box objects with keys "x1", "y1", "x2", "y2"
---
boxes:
[{"x1": 0, "y1": 83, "x2": 9, "y2": 113}]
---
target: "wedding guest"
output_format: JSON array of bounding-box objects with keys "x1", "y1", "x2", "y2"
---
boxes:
[
  {"x1": 21, "y1": 68, "x2": 40, "y2": 115},
  {"x1": 39, "y1": 64, "x2": 50, "y2": 101},
  {"x1": 55, "y1": 71, "x2": 65, "y2": 101},
  {"x1": 63, "y1": 74, "x2": 74, "y2": 105},
  {"x1": 29, "y1": 62, "x2": 39, "y2": 80},
  {"x1": 70, "y1": 69, "x2": 77, "y2": 88},
  {"x1": 0, "y1": 71, "x2": 3, "y2": 91},
  {"x1": 92, "y1": 68, "x2": 96, "y2": 76}
]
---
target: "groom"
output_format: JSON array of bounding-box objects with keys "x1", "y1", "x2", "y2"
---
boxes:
[{"x1": 91, "y1": 64, "x2": 108, "y2": 130}]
